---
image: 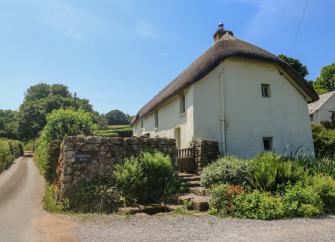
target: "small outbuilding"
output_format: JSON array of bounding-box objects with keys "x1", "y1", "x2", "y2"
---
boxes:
[{"x1": 309, "y1": 90, "x2": 335, "y2": 124}]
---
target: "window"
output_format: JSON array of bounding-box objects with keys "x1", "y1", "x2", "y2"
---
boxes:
[
  {"x1": 310, "y1": 114, "x2": 314, "y2": 121},
  {"x1": 140, "y1": 118, "x2": 144, "y2": 129},
  {"x1": 330, "y1": 111, "x2": 335, "y2": 123},
  {"x1": 261, "y1": 84, "x2": 271, "y2": 97},
  {"x1": 263, "y1": 137, "x2": 273, "y2": 151},
  {"x1": 180, "y1": 94, "x2": 186, "y2": 114},
  {"x1": 154, "y1": 110, "x2": 158, "y2": 129}
]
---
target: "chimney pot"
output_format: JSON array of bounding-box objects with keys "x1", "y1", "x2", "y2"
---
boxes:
[
  {"x1": 213, "y1": 23, "x2": 233, "y2": 42},
  {"x1": 218, "y1": 22, "x2": 224, "y2": 31}
]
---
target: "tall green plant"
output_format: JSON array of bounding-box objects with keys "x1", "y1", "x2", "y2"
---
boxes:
[
  {"x1": 114, "y1": 158, "x2": 145, "y2": 204},
  {"x1": 114, "y1": 151, "x2": 179, "y2": 204},
  {"x1": 248, "y1": 153, "x2": 307, "y2": 191},
  {"x1": 35, "y1": 108, "x2": 95, "y2": 181}
]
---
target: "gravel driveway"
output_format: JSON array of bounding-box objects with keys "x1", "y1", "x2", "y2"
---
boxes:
[{"x1": 75, "y1": 213, "x2": 335, "y2": 242}]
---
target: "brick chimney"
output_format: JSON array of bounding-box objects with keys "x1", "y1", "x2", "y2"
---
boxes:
[{"x1": 213, "y1": 23, "x2": 233, "y2": 42}]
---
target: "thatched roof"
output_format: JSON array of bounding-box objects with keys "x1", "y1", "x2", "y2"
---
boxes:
[
  {"x1": 308, "y1": 90, "x2": 335, "y2": 114},
  {"x1": 133, "y1": 32, "x2": 319, "y2": 124}
]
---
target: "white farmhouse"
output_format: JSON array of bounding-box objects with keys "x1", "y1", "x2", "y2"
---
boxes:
[
  {"x1": 309, "y1": 91, "x2": 335, "y2": 124},
  {"x1": 132, "y1": 24, "x2": 319, "y2": 158}
]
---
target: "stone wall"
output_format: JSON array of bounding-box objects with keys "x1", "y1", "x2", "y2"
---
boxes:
[
  {"x1": 191, "y1": 138, "x2": 220, "y2": 173},
  {"x1": 56, "y1": 136, "x2": 177, "y2": 195}
]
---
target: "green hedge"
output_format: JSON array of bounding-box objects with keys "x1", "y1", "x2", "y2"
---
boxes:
[
  {"x1": 0, "y1": 139, "x2": 23, "y2": 172},
  {"x1": 312, "y1": 124, "x2": 335, "y2": 158},
  {"x1": 35, "y1": 109, "x2": 96, "y2": 182},
  {"x1": 94, "y1": 125, "x2": 133, "y2": 138}
]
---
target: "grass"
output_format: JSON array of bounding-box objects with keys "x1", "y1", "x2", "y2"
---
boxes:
[
  {"x1": 43, "y1": 184, "x2": 67, "y2": 213},
  {"x1": 167, "y1": 207, "x2": 207, "y2": 217}
]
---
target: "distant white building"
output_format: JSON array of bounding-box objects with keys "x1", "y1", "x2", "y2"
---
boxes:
[
  {"x1": 309, "y1": 91, "x2": 335, "y2": 124},
  {"x1": 132, "y1": 24, "x2": 318, "y2": 158}
]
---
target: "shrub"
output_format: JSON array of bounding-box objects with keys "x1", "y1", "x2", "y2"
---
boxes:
[
  {"x1": 65, "y1": 176, "x2": 123, "y2": 213},
  {"x1": 201, "y1": 156, "x2": 252, "y2": 188},
  {"x1": 0, "y1": 139, "x2": 23, "y2": 172},
  {"x1": 94, "y1": 125, "x2": 133, "y2": 138},
  {"x1": 309, "y1": 175, "x2": 335, "y2": 213},
  {"x1": 140, "y1": 152, "x2": 177, "y2": 202},
  {"x1": 7, "y1": 140, "x2": 24, "y2": 157},
  {"x1": 35, "y1": 109, "x2": 95, "y2": 181},
  {"x1": 232, "y1": 190, "x2": 285, "y2": 220},
  {"x1": 114, "y1": 151, "x2": 179, "y2": 204},
  {"x1": 209, "y1": 184, "x2": 244, "y2": 216},
  {"x1": 312, "y1": 124, "x2": 335, "y2": 158},
  {"x1": 114, "y1": 157, "x2": 145, "y2": 204},
  {"x1": 24, "y1": 140, "x2": 35, "y2": 151},
  {"x1": 282, "y1": 183, "x2": 324, "y2": 217},
  {"x1": 93, "y1": 130, "x2": 119, "y2": 137},
  {"x1": 0, "y1": 139, "x2": 12, "y2": 172},
  {"x1": 248, "y1": 153, "x2": 307, "y2": 191}
]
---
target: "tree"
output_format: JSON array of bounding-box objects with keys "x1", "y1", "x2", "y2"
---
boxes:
[
  {"x1": 50, "y1": 84, "x2": 71, "y2": 97},
  {"x1": 313, "y1": 63, "x2": 335, "y2": 94},
  {"x1": 105, "y1": 109, "x2": 131, "y2": 125},
  {"x1": 0, "y1": 110, "x2": 19, "y2": 139},
  {"x1": 17, "y1": 83, "x2": 94, "y2": 140},
  {"x1": 24, "y1": 83, "x2": 51, "y2": 102},
  {"x1": 278, "y1": 54, "x2": 309, "y2": 79}
]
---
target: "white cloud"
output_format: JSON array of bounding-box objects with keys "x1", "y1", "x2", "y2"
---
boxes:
[{"x1": 134, "y1": 20, "x2": 159, "y2": 39}]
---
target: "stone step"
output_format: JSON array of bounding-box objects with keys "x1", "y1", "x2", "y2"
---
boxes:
[
  {"x1": 189, "y1": 187, "x2": 209, "y2": 196},
  {"x1": 185, "y1": 180, "x2": 201, "y2": 187},
  {"x1": 118, "y1": 204, "x2": 184, "y2": 215},
  {"x1": 178, "y1": 172, "x2": 197, "y2": 178},
  {"x1": 178, "y1": 194, "x2": 209, "y2": 211},
  {"x1": 180, "y1": 175, "x2": 201, "y2": 182}
]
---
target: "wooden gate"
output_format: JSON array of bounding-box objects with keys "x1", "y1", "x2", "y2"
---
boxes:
[{"x1": 177, "y1": 147, "x2": 198, "y2": 173}]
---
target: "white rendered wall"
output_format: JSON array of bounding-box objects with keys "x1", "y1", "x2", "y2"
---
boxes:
[
  {"x1": 312, "y1": 95, "x2": 335, "y2": 123},
  {"x1": 193, "y1": 58, "x2": 315, "y2": 158},
  {"x1": 133, "y1": 87, "x2": 194, "y2": 148}
]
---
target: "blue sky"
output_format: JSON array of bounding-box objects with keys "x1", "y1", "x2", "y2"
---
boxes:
[{"x1": 0, "y1": 0, "x2": 334, "y2": 115}]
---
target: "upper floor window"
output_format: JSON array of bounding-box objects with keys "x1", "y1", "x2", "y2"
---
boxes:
[
  {"x1": 180, "y1": 94, "x2": 186, "y2": 114},
  {"x1": 261, "y1": 84, "x2": 271, "y2": 98},
  {"x1": 154, "y1": 110, "x2": 159, "y2": 129},
  {"x1": 140, "y1": 118, "x2": 144, "y2": 129}
]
